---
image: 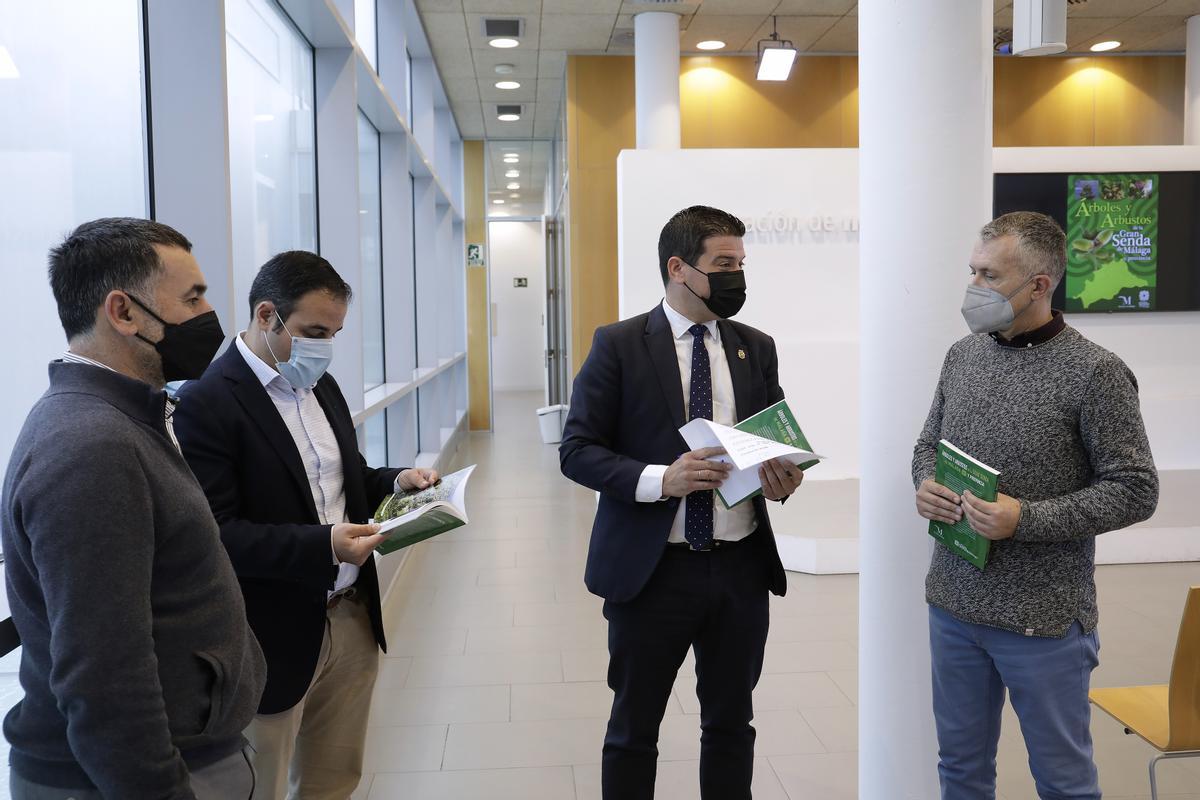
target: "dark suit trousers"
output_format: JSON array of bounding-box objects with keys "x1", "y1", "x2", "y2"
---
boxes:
[{"x1": 601, "y1": 535, "x2": 771, "y2": 800}]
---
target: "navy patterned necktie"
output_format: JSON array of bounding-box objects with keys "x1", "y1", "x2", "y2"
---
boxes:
[{"x1": 685, "y1": 324, "x2": 714, "y2": 550}]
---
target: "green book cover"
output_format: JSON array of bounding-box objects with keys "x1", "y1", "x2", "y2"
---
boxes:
[
  {"x1": 928, "y1": 440, "x2": 1000, "y2": 569},
  {"x1": 717, "y1": 399, "x2": 818, "y2": 509},
  {"x1": 371, "y1": 465, "x2": 475, "y2": 555}
]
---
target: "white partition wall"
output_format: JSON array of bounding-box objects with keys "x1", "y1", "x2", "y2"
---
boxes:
[
  {"x1": 617, "y1": 146, "x2": 1200, "y2": 574},
  {"x1": 2, "y1": 0, "x2": 468, "y2": 612}
]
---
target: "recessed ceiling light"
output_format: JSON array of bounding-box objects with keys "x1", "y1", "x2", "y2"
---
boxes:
[
  {"x1": 489, "y1": 38, "x2": 519, "y2": 49},
  {"x1": 696, "y1": 40, "x2": 726, "y2": 51},
  {"x1": 1090, "y1": 40, "x2": 1121, "y2": 52},
  {"x1": 495, "y1": 80, "x2": 521, "y2": 90},
  {"x1": 506, "y1": 182, "x2": 520, "y2": 190},
  {"x1": 509, "y1": 193, "x2": 520, "y2": 198},
  {"x1": 505, "y1": 169, "x2": 519, "y2": 178},
  {"x1": 503, "y1": 157, "x2": 519, "y2": 164},
  {"x1": 493, "y1": 199, "x2": 505, "y2": 204}
]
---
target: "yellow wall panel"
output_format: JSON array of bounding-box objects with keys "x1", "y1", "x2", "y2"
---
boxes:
[
  {"x1": 464, "y1": 140, "x2": 491, "y2": 431},
  {"x1": 564, "y1": 54, "x2": 1184, "y2": 375}
]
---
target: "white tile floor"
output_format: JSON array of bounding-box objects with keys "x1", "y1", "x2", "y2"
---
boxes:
[
  {"x1": 0, "y1": 389, "x2": 1195, "y2": 799},
  {"x1": 355, "y1": 391, "x2": 1200, "y2": 800}
]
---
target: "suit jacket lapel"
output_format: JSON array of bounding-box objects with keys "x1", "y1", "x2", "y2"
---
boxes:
[
  {"x1": 644, "y1": 305, "x2": 686, "y2": 430},
  {"x1": 718, "y1": 320, "x2": 754, "y2": 423},
  {"x1": 222, "y1": 347, "x2": 320, "y2": 522}
]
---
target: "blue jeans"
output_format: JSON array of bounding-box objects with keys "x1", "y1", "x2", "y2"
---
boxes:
[{"x1": 929, "y1": 605, "x2": 1101, "y2": 800}]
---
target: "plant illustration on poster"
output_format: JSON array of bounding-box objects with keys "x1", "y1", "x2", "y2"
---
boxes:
[{"x1": 1066, "y1": 173, "x2": 1158, "y2": 312}]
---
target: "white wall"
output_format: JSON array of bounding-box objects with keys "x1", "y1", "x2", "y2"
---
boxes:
[
  {"x1": 618, "y1": 146, "x2": 1200, "y2": 573},
  {"x1": 489, "y1": 219, "x2": 546, "y2": 392}
]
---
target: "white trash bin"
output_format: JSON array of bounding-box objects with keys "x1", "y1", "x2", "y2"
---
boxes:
[{"x1": 536, "y1": 404, "x2": 568, "y2": 444}]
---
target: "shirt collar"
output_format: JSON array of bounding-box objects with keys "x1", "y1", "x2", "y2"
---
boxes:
[
  {"x1": 990, "y1": 310, "x2": 1066, "y2": 349},
  {"x1": 235, "y1": 330, "x2": 292, "y2": 391},
  {"x1": 61, "y1": 351, "x2": 118, "y2": 373},
  {"x1": 661, "y1": 299, "x2": 721, "y2": 344}
]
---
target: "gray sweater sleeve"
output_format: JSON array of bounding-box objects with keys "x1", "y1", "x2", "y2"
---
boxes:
[
  {"x1": 1013, "y1": 355, "x2": 1159, "y2": 543},
  {"x1": 912, "y1": 351, "x2": 950, "y2": 489},
  {"x1": 24, "y1": 437, "x2": 196, "y2": 798}
]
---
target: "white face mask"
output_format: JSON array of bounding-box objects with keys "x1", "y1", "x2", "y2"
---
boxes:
[
  {"x1": 960, "y1": 274, "x2": 1038, "y2": 334},
  {"x1": 263, "y1": 314, "x2": 334, "y2": 389}
]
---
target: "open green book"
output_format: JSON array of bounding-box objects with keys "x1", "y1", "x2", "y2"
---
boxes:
[
  {"x1": 371, "y1": 465, "x2": 476, "y2": 555},
  {"x1": 678, "y1": 399, "x2": 822, "y2": 509},
  {"x1": 927, "y1": 440, "x2": 999, "y2": 569}
]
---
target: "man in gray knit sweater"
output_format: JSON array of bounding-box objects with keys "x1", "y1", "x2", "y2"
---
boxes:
[
  {"x1": 1, "y1": 219, "x2": 266, "y2": 798},
  {"x1": 912, "y1": 211, "x2": 1159, "y2": 800}
]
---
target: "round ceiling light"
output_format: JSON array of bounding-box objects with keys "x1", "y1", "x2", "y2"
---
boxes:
[
  {"x1": 506, "y1": 182, "x2": 520, "y2": 190},
  {"x1": 495, "y1": 80, "x2": 521, "y2": 90},
  {"x1": 696, "y1": 40, "x2": 726, "y2": 51},
  {"x1": 492, "y1": 199, "x2": 505, "y2": 205},
  {"x1": 503, "y1": 157, "x2": 519, "y2": 164},
  {"x1": 497, "y1": 113, "x2": 520, "y2": 121},
  {"x1": 509, "y1": 193, "x2": 520, "y2": 198},
  {"x1": 489, "y1": 38, "x2": 519, "y2": 49},
  {"x1": 505, "y1": 170, "x2": 519, "y2": 178},
  {"x1": 1090, "y1": 40, "x2": 1121, "y2": 52}
]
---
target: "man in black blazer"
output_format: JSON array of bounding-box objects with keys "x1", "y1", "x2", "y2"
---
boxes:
[
  {"x1": 560, "y1": 206, "x2": 806, "y2": 800},
  {"x1": 173, "y1": 251, "x2": 437, "y2": 800}
]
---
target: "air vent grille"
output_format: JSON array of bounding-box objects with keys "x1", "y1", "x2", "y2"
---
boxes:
[{"x1": 483, "y1": 18, "x2": 522, "y2": 38}]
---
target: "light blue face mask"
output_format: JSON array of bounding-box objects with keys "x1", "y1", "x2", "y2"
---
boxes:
[{"x1": 264, "y1": 314, "x2": 333, "y2": 390}]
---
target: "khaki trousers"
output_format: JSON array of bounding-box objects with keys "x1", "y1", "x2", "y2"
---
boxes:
[{"x1": 247, "y1": 596, "x2": 379, "y2": 800}]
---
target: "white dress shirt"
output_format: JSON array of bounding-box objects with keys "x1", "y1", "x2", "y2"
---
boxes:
[
  {"x1": 234, "y1": 333, "x2": 359, "y2": 594},
  {"x1": 61, "y1": 352, "x2": 181, "y2": 453},
  {"x1": 635, "y1": 300, "x2": 757, "y2": 544}
]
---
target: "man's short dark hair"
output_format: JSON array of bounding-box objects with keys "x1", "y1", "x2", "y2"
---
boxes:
[
  {"x1": 249, "y1": 251, "x2": 353, "y2": 327},
  {"x1": 48, "y1": 217, "x2": 193, "y2": 340},
  {"x1": 658, "y1": 205, "x2": 747, "y2": 285}
]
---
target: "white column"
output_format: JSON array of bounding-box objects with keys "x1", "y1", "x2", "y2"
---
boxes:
[
  {"x1": 858, "y1": 1, "x2": 993, "y2": 798},
  {"x1": 633, "y1": 12, "x2": 681, "y2": 150},
  {"x1": 1186, "y1": 16, "x2": 1200, "y2": 145}
]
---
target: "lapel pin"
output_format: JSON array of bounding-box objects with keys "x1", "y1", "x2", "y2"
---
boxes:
[{"x1": 737, "y1": 349, "x2": 747, "y2": 360}]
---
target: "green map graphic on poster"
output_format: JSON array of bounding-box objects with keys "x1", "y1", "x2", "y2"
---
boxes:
[{"x1": 1066, "y1": 173, "x2": 1158, "y2": 312}]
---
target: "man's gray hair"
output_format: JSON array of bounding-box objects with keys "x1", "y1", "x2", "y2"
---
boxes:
[{"x1": 979, "y1": 211, "x2": 1066, "y2": 286}]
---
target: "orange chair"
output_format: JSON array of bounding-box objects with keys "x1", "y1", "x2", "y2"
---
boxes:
[{"x1": 1089, "y1": 586, "x2": 1200, "y2": 800}]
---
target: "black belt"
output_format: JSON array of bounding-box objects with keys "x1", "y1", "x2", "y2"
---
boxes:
[{"x1": 666, "y1": 536, "x2": 749, "y2": 553}]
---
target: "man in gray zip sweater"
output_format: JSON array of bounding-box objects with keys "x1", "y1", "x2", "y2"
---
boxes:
[
  {"x1": 1, "y1": 218, "x2": 266, "y2": 799},
  {"x1": 912, "y1": 211, "x2": 1159, "y2": 800}
]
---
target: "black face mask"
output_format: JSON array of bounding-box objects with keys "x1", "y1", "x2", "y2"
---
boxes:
[
  {"x1": 127, "y1": 294, "x2": 225, "y2": 382},
  {"x1": 683, "y1": 262, "x2": 747, "y2": 319}
]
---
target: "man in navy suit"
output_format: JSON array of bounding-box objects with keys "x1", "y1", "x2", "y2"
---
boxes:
[
  {"x1": 560, "y1": 206, "x2": 806, "y2": 800},
  {"x1": 173, "y1": 252, "x2": 437, "y2": 799}
]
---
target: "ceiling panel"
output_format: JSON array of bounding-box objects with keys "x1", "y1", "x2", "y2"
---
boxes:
[
  {"x1": 540, "y1": 13, "x2": 618, "y2": 51},
  {"x1": 462, "y1": 0, "x2": 541, "y2": 13},
  {"x1": 416, "y1": 0, "x2": 462, "y2": 11},
  {"x1": 1100, "y1": 14, "x2": 1192, "y2": 49},
  {"x1": 771, "y1": 0, "x2": 857, "y2": 14},
  {"x1": 1137, "y1": 26, "x2": 1189, "y2": 49},
  {"x1": 479, "y1": 79, "x2": 537, "y2": 102},
  {"x1": 808, "y1": 13, "x2": 856, "y2": 51},
  {"x1": 1143, "y1": 0, "x2": 1200, "y2": 14},
  {"x1": 464, "y1": 12, "x2": 543, "y2": 50},
  {"x1": 745, "y1": 16, "x2": 846, "y2": 51},
  {"x1": 538, "y1": 49, "x2": 569, "y2": 78},
  {"x1": 1063, "y1": 17, "x2": 1126, "y2": 48},
  {"x1": 618, "y1": 2, "x2": 700, "y2": 15},
  {"x1": 693, "y1": 0, "x2": 777, "y2": 13},
  {"x1": 681, "y1": 15, "x2": 771, "y2": 52},
  {"x1": 473, "y1": 48, "x2": 542, "y2": 77},
  {"x1": 1066, "y1": 0, "x2": 1171, "y2": 17}
]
